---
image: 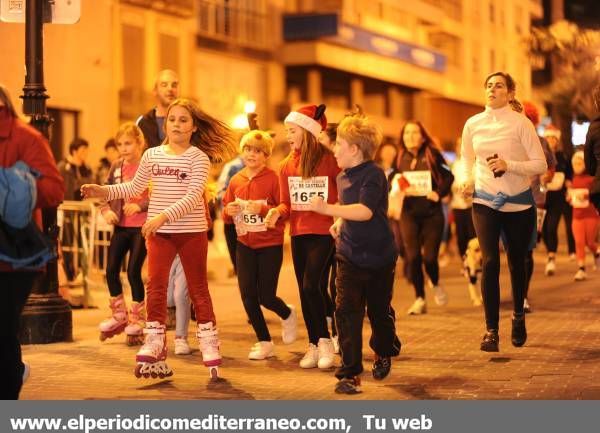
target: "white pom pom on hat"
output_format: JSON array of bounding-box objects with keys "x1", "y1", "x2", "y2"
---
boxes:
[{"x1": 284, "y1": 105, "x2": 327, "y2": 139}]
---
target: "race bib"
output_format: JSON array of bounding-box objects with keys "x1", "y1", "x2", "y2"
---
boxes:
[
  {"x1": 233, "y1": 199, "x2": 267, "y2": 235},
  {"x1": 288, "y1": 176, "x2": 328, "y2": 211},
  {"x1": 403, "y1": 171, "x2": 432, "y2": 196},
  {"x1": 241, "y1": 199, "x2": 267, "y2": 233},
  {"x1": 570, "y1": 188, "x2": 590, "y2": 208}
]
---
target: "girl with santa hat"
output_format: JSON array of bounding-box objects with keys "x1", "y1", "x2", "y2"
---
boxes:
[{"x1": 266, "y1": 104, "x2": 340, "y2": 369}]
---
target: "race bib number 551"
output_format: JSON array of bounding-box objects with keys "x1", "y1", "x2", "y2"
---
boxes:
[{"x1": 288, "y1": 176, "x2": 328, "y2": 211}]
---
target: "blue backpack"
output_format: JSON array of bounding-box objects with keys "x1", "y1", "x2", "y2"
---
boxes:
[
  {"x1": 0, "y1": 161, "x2": 55, "y2": 269},
  {"x1": 0, "y1": 160, "x2": 37, "y2": 229}
]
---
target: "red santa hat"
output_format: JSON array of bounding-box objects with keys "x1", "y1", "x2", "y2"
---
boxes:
[{"x1": 284, "y1": 104, "x2": 327, "y2": 139}]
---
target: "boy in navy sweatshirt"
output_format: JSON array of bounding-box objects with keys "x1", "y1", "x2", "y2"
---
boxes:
[{"x1": 309, "y1": 115, "x2": 401, "y2": 394}]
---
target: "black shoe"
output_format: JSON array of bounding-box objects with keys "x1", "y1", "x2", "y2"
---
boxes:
[
  {"x1": 335, "y1": 377, "x2": 362, "y2": 395},
  {"x1": 480, "y1": 330, "x2": 499, "y2": 352},
  {"x1": 372, "y1": 356, "x2": 391, "y2": 380},
  {"x1": 511, "y1": 314, "x2": 527, "y2": 347}
]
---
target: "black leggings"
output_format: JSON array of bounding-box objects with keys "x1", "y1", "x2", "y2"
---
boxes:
[
  {"x1": 320, "y1": 248, "x2": 337, "y2": 336},
  {"x1": 106, "y1": 226, "x2": 147, "y2": 302},
  {"x1": 472, "y1": 204, "x2": 535, "y2": 330},
  {"x1": 0, "y1": 272, "x2": 36, "y2": 399},
  {"x1": 399, "y1": 209, "x2": 444, "y2": 298},
  {"x1": 236, "y1": 243, "x2": 290, "y2": 342},
  {"x1": 224, "y1": 222, "x2": 238, "y2": 272},
  {"x1": 543, "y1": 198, "x2": 575, "y2": 254},
  {"x1": 291, "y1": 234, "x2": 334, "y2": 344},
  {"x1": 453, "y1": 207, "x2": 476, "y2": 258}
]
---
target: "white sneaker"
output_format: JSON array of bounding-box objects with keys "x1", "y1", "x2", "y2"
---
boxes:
[
  {"x1": 299, "y1": 344, "x2": 319, "y2": 368},
  {"x1": 281, "y1": 305, "x2": 298, "y2": 344},
  {"x1": 433, "y1": 285, "x2": 448, "y2": 306},
  {"x1": 174, "y1": 337, "x2": 192, "y2": 355},
  {"x1": 22, "y1": 362, "x2": 30, "y2": 384},
  {"x1": 331, "y1": 335, "x2": 340, "y2": 354},
  {"x1": 317, "y1": 338, "x2": 335, "y2": 369},
  {"x1": 545, "y1": 259, "x2": 556, "y2": 276},
  {"x1": 569, "y1": 253, "x2": 576, "y2": 262},
  {"x1": 407, "y1": 297, "x2": 427, "y2": 315},
  {"x1": 248, "y1": 341, "x2": 275, "y2": 360},
  {"x1": 574, "y1": 269, "x2": 587, "y2": 281}
]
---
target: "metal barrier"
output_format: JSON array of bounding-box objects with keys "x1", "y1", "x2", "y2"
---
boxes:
[{"x1": 57, "y1": 200, "x2": 109, "y2": 307}]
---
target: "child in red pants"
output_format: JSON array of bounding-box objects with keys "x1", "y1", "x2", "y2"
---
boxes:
[
  {"x1": 568, "y1": 151, "x2": 600, "y2": 281},
  {"x1": 82, "y1": 98, "x2": 236, "y2": 380}
]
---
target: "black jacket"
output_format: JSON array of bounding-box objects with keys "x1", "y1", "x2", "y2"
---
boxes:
[
  {"x1": 397, "y1": 146, "x2": 454, "y2": 217},
  {"x1": 583, "y1": 115, "x2": 600, "y2": 210},
  {"x1": 136, "y1": 108, "x2": 162, "y2": 148}
]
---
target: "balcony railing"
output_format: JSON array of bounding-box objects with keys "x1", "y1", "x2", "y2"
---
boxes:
[
  {"x1": 198, "y1": 0, "x2": 272, "y2": 51},
  {"x1": 120, "y1": 0, "x2": 194, "y2": 17}
]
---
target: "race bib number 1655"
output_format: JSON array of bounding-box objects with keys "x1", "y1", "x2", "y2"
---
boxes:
[{"x1": 288, "y1": 176, "x2": 328, "y2": 211}]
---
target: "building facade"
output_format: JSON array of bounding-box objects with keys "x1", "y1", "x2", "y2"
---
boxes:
[{"x1": 0, "y1": 0, "x2": 542, "y2": 164}]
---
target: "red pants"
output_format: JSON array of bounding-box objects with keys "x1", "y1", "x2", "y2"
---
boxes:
[
  {"x1": 572, "y1": 217, "x2": 599, "y2": 262},
  {"x1": 146, "y1": 232, "x2": 215, "y2": 325}
]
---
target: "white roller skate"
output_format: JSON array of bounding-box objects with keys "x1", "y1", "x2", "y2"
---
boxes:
[
  {"x1": 197, "y1": 322, "x2": 222, "y2": 380},
  {"x1": 124, "y1": 301, "x2": 145, "y2": 346},
  {"x1": 134, "y1": 321, "x2": 173, "y2": 379},
  {"x1": 99, "y1": 294, "x2": 128, "y2": 341}
]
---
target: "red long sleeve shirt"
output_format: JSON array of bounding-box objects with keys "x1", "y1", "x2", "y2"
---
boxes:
[
  {"x1": 275, "y1": 150, "x2": 341, "y2": 236},
  {"x1": 223, "y1": 166, "x2": 285, "y2": 249},
  {"x1": 0, "y1": 110, "x2": 65, "y2": 271}
]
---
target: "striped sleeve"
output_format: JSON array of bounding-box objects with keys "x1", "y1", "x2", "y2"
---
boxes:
[
  {"x1": 162, "y1": 150, "x2": 209, "y2": 223},
  {"x1": 105, "y1": 150, "x2": 151, "y2": 201}
]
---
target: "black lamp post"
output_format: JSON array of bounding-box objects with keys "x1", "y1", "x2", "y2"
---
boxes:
[{"x1": 19, "y1": 0, "x2": 72, "y2": 344}]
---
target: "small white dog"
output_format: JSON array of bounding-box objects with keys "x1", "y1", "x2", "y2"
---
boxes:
[{"x1": 464, "y1": 237, "x2": 483, "y2": 306}]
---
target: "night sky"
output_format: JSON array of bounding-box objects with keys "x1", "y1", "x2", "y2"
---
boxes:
[{"x1": 564, "y1": 0, "x2": 600, "y2": 28}]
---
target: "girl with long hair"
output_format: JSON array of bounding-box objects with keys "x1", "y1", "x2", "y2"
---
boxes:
[
  {"x1": 82, "y1": 98, "x2": 236, "y2": 380},
  {"x1": 265, "y1": 104, "x2": 340, "y2": 369},
  {"x1": 394, "y1": 121, "x2": 454, "y2": 315}
]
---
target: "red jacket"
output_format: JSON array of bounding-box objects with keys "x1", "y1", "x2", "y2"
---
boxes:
[
  {"x1": 0, "y1": 110, "x2": 65, "y2": 271},
  {"x1": 223, "y1": 166, "x2": 284, "y2": 249},
  {"x1": 276, "y1": 150, "x2": 340, "y2": 236}
]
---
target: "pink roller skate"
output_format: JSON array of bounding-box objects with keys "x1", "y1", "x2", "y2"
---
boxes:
[
  {"x1": 125, "y1": 301, "x2": 145, "y2": 346},
  {"x1": 134, "y1": 321, "x2": 173, "y2": 379},
  {"x1": 99, "y1": 294, "x2": 128, "y2": 341},
  {"x1": 197, "y1": 322, "x2": 221, "y2": 380}
]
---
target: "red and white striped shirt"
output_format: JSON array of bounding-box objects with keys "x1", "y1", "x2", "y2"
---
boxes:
[{"x1": 105, "y1": 145, "x2": 210, "y2": 233}]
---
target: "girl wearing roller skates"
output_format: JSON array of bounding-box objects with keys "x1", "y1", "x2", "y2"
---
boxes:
[
  {"x1": 82, "y1": 99, "x2": 236, "y2": 380},
  {"x1": 223, "y1": 129, "x2": 297, "y2": 360},
  {"x1": 265, "y1": 104, "x2": 340, "y2": 369},
  {"x1": 98, "y1": 122, "x2": 148, "y2": 346}
]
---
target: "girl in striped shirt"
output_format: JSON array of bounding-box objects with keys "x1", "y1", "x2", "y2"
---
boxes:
[{"x1": 82, "y1": 99, "x2": 235, "y2": 380}]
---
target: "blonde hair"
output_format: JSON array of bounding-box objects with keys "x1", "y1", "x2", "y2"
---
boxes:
[
  {"x1": 239, "y1": 130, "x2": 274, "y2": 156},
  {"x1": 115, "y1": 122, "x2": 146, "y2": 149},
  {"x1": 337, "y1": 115, "x2": 383, "y2": 160},
  {"x1": 166, "y1": 98, "x2": 237, "y2": 163},
  {"x1": 572, "y1": 150, "x2": 585, "y2": 165}
]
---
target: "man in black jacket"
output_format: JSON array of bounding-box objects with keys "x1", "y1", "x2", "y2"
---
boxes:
[
  {"x1": 136, "y1": 69, "x2": 179, "y2": 148},
  {"x1": 584, "y1": 84, "x2": 600, "y2": 212}
]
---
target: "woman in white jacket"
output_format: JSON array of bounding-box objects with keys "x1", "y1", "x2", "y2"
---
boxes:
[{"x1": 459, "y1": 72, "x2": 547, "y2": 352}]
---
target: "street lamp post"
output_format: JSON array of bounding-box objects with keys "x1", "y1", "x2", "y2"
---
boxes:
[{"x1": 19, "y1": 0, "x2": 73, "y2": 344}]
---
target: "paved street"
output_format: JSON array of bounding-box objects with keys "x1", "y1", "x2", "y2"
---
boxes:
[{"x1": 20, "y1": 232, "x2": 600, "y2": 400}]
